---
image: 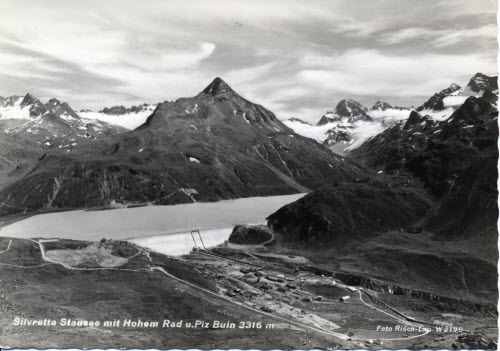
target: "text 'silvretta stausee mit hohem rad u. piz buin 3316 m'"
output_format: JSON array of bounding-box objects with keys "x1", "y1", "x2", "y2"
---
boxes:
[{"x1": 0, "y1": 0, "x2": 498, "y2": 350}]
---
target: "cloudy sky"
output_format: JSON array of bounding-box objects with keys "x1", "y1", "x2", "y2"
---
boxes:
[{"x1": 0, "y1": 0, "x2": 497, "y2": 123}]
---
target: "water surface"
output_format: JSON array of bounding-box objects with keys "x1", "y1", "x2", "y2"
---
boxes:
[{"x1": 0, "y1": 194, "x2": 305, "y2": 248}]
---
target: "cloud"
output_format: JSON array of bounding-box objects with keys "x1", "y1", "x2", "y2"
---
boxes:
[
  {"x1": 431, "y1": 24, "x2": 497, "y2": 47},
  {"x1": 380, "y1": 27, "x2": 438, "y2": 45},
  {"x1": 297, "y1": 49, "x2": 496, "y2": 97},
  {"x1": 0, "y1": 0, "x2": 496, "y2": 120},
  {"x1": 380, "y1": 24, "x2": 497, "y2": 47}
]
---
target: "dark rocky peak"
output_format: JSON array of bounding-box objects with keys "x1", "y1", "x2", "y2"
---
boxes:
[
  {"x1": 100, "y1": 103, "x2": 154, "y2": 115},
  {"x1": 335, "y1": 99, "x2": 372, "y2": 123},
  {"x1": 371, "y1": 101, "x2": 393, "y2": 111},
  {"x1": 403, "y1": 110, "x2": 434, "y2": 129},
  {"x1": 335, "y1": 99, "x2": 367, "y2": 117},
  {"x1": 20, "y1": 93, "x2": 46, "y2": 117},
  {"x1": 101, "y1": 105, "x2": 127, "y2": 115},
  {"x1": 442, "y1": 96, "x2": 497, "y2": 132},
  {"x1": 201, "y1": 77, "x2": 237, "y2": 98},
  {"x1": 20, "y1": 93, "x2": 42, "y2": 108},
  {"x1": 465, "y1": 73, "x2": 498, "y2": 95},
  {"x1": 48, "y1": 97, "x2": 61, "y2": 104},
  {"x1": 45, "y1": 98, "x2": 62, "y2": 109},
  {"x1": 43, "y1": 98, "x2": 79, "y2": 119},
  {"x1": 406, "y1": 110, "x2": 423, "y2": 125},
  {"x1": 316, "y1": 112, "x2": 341, "y2": 126},
  {"x1": 288, "y1": 117, "x2": 311, "y2": 125},
  {"x1": 441, "y1": 83, "x2": 461, "y2": 95},
  {"x1": 140, "y1": 79, "x2": 287, "y2": 134},
  {"x1": 323, "y1": 129, "x2": 352, "y2": 145},
  {"x1": 60, "y1": 102, "x2": 79, "y2": 117},
  {"x1": 417, "y1": 83, "x2": 461, "y2": 112},
  {"x1": 317, "y1": 100, "x2": 372, "y2": 126}
]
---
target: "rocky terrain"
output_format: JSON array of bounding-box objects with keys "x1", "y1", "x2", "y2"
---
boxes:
[
  {"x1": 414, "y1": 73, "x2": 495, "y2": 121},
  {"x1": 99, "y1": 103, "x2": 156, "y2": 115},
  {"x1": 262, "y1": 73, "x2": 498, "y2": 314},
  {"x1": 0, "y1": 233, "x2": 496, "y2": 349},
  {"x1": 0, "y1": 94, "x2": 124, "y2": 189},
  {"x1": 228, "y1": 225, "x2": 273, "y2": 245},
  {"x1": 351, "y1": 74, "x2": 498, "y2": 239},
  {"x1": 371, "y1": 101, "x2": 410, "y2": 112}
]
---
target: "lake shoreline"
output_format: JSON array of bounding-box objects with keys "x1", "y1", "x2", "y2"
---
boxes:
[{"x1": 0, "y1": 194, "x2": 306, "y2": 242}]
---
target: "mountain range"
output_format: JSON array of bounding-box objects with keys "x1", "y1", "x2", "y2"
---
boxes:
[
  {"x1": 0, "y1": 78, "x2": 366, "y2": 214},
  {"x1": 0, "y1": 73, "x2": 495, "y2": 217},
  {"x1": 284, "y1": 73, "x2": 493, "y2": 155}
]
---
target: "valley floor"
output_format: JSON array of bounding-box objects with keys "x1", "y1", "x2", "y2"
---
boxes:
[{"x1": 0, "y1": 236, "x2": 496, "y2": 349}]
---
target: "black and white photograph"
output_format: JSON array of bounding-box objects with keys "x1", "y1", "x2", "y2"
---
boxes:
[{"x1": 0, "y1": 0, "x2": 498, "y2": 349}]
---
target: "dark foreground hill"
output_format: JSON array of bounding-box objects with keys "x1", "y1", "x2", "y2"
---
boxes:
[
  {"x1": 0, "y1": 78, "x2": 368, "y2": 215},
  {"x1": 267, "y1": 180, "x2": 430, "y2": 248}
]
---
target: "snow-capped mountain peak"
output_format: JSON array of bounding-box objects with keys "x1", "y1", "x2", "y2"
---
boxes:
[
  {"x1": 285, "y1": 98, "x2": 411, "y2": 154},
  {"x1": 0, "y1": 93, "x2": 46, "y2": 120},
  {"x1": 334, "y1": 99, "x2": 371, "y2": 123},
  {"x1": 0, "y1": 93, "x2": 126, "y2": 152},
  {"x1": 285, "y1": 73, "x2": 496, "y2": 156},
  {"x1": 416, "y1": 72, "x2": 497, "y2": 121},
  {"x1": 463, "y1": 73, "x2": 498, "y2": 96}
]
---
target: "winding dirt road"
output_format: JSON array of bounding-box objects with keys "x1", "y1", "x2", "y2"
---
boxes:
[{"x1": 0, "y1": 237, "x2": 434, "y2": 345}]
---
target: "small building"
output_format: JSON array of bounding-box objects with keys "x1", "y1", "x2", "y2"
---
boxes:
[
  {"x1": 347, "y1": 286, "x2": 358, "y2": 292},
  {"x1": 340, "y1": 296, "x2": 350, "y2": 302}
]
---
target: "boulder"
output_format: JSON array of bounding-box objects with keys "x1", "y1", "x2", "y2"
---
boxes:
[{"x1": 228, "y1": 225, "x2": 273, "y2": 245}]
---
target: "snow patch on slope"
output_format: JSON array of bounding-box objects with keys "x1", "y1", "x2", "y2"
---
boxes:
[
  {"x1": 283, "y1": 120, "x2": 332, "y2": 142},
  {"x1": 368, "y1": 109, "x2": 411, "y2": 120},
  {"x1": 417, "y1": 108, "x2": 455, "y2": 121},
  {"x1": 0, "y1": 97, "x2": 30, "y2": 120},
  {"x1": 344, "y1": 120, "x2": 387, "y2": 152},
  {"x1": 442, "y1": 95, "x2": 469, "y2": 108},
  {"x1": 79, "y1": 107, "x2": 156, "y2": 130}
]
